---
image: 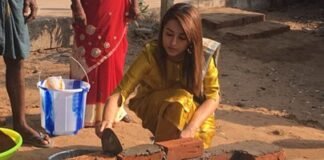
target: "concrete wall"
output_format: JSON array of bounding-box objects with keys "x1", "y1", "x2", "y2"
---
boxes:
[
  {"x1": 145, "y1": 0, "x2": 298, "y2": 10},
  {"x1": 28, "y1": 17, "x2": 73, "y2": 51},
  {"x1": 144, "y1": 0, "x2": 225, "y2": 9},
  {"x1": 225, "y1": 0, "x2": 299, "y2": 10},
  {"x1": 27, "y1": 0, "x2": 299, "y2": 51}
]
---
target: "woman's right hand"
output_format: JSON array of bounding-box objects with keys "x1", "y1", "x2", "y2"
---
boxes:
[
  {"x1": 23, "y1": 0, "x2": 38, "y2": 23},
  {"x1": 96, "y1": 93, "x2": 121, "y2": 138},
  {"x1": 71, "y1": 0, "x2": 87, "y2": 27},
  {"x1": 95, "y1": 120, "x2": 113, "y2": 138}
]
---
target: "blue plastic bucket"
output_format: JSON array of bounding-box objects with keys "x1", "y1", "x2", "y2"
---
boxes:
[{"x1": 37, "y1": 79, "x2": 90, "y2": 136}]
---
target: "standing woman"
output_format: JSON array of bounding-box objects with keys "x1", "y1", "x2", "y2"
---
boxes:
[
  {"x1": 70, "y1": 0, "x2": 139, "y2": 127},
  {"x1": 97, "y1": 3, "x2": 220, "y2": 148}
]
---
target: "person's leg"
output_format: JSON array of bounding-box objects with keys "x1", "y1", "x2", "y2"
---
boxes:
[
  {"x1": 154, "y1": 103, "x2": 181, "y2": 142},
  {"x1": 154, "y1": 117, "x2": 180, "y2": 142},
  {"x1": 4, "y1": 56, "x2": 51, "y2": 147},
  {"x1": 130, "y1": 89, "x2": 195, "y2": 141},
  {"x1": 4, "y1": 57, "x2": 27, "y2": 130}
]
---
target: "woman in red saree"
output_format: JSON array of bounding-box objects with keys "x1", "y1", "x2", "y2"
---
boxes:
[{"x1": 70, "y1": 0, "x2": 139, "y2": 127}]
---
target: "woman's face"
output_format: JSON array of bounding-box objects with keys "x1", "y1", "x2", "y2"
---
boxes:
[{"x1": 162, "y1": 19, "x2": 190, "y2": 60}]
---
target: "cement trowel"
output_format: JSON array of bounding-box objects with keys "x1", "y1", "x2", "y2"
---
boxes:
[{"x1": 101, "y1": 128, "x2": 123, "y2": 155}]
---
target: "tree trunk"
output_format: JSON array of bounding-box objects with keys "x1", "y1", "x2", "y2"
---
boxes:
[{"x1": 160, "y1": 0, "x2": 174, "y2": 20}]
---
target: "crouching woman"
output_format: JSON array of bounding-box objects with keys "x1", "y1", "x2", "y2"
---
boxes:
[{"x1": 96, "y1": 3, "x2": 220, "y2": 148}]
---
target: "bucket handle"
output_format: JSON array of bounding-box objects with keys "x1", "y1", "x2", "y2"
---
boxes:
[
  {"x1": 69, "y1": 56, "x2": 90, "y2": 83},
  {"x1": 37, "y1": 55, "x2": 90, "y2": 89}
]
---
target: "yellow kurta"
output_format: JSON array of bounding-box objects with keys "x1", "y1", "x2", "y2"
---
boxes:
[{"x1": 115, "y1": 42, "x2": 220, "y2": 148}]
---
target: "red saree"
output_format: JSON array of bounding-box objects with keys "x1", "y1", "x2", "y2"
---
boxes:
[{"x1": 71, "y1": 0, "x2": 130, "y2": 126}]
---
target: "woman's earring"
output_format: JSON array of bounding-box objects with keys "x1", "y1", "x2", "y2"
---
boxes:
[
  {"x1": 187, "y1": 48, "x2": 192, "y2": 54},
  {"x1": 187, "y1": 45, "x2": 193, "y2": 54}
]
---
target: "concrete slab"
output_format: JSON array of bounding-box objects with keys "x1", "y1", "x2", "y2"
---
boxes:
[
  {"x1": 201, "y1": 7, "x2": 265, "y2": 30},
  {"x1": 37, "y1": 0, "x2": 71, "y2": 17},
  {"x1": 216, "y1": 21, "x2": 290, "y2": 39}
]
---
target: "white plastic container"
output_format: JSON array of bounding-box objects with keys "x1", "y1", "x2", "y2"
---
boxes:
[{"x1": 37, "y1": 79, "x2": 90, "y2": 136}]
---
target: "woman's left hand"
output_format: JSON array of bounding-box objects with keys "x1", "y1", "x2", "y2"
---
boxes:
[
  {"x1": 71, "y1": 0, "x2": 87, "y2": 27},
  {"x1": 180, "y1": 126, "x2": 196, "y2": 138},
  {"x1": 127, "y1": 0, "x2": 140, "y2": 21}
]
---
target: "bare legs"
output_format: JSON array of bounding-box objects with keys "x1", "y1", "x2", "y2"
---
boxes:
[
  {"x1": 4, "y1": 57, "x2": 28, "y2": 130},
  {"x1": 4, "y1": 56, "x2": 50, "y2": 146}
]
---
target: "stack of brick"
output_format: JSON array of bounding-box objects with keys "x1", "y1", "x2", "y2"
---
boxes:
[
  {"x1": 117, "y1": 138, "x2": 203, "y2": 160},
  {"x1": 116, "y1": 139, "x2": 285, "y2": 160}
]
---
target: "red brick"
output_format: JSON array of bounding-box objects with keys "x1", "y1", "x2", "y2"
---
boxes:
[{"x1": 156, "y1": 138, "x2": 204, "y2": 160}]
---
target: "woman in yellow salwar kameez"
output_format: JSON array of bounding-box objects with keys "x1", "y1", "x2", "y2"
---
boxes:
[{"x1": 96, "y1": 3, "x2": 220, "y2": 148}]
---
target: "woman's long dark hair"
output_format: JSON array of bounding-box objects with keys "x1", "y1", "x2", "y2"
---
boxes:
[{"x1": 155, "y1": 3, "x2": 204, "y2": 97}]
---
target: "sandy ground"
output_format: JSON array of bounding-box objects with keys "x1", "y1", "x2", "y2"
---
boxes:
[{"x1": 1, "y1": 1, "x2": 324, "y2": 160}]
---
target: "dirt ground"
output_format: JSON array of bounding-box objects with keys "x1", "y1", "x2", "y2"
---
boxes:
[{"x1": 0, "y1": 1, "x2": 324, "y2": 160}]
